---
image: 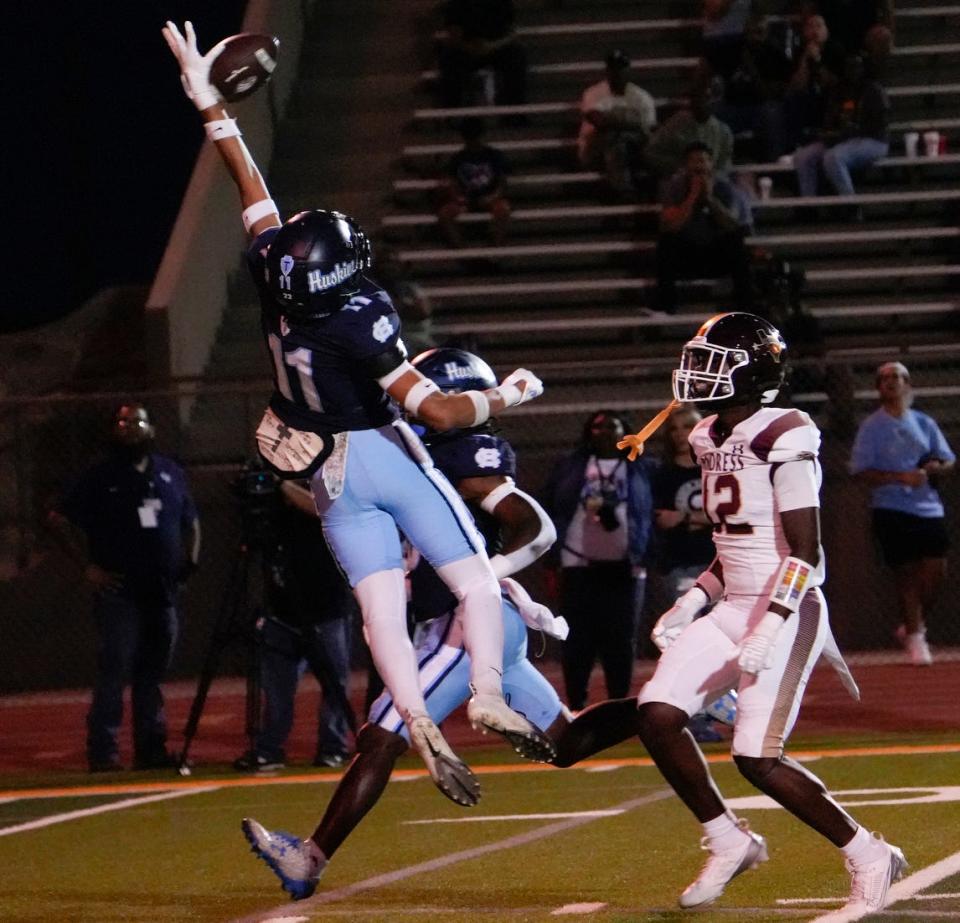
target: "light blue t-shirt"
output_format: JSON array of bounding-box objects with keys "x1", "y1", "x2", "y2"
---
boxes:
[{"x1": 850, "y1": 407, "x2": 954, "y2": 517}]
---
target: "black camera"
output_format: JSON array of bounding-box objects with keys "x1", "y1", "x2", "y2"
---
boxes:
[
  {"x1": 596, "y1": 501, "x2": 620, "y2": 532},
  {"x1": 232, "y1": 462, "x2": 280, "y2": 546}
]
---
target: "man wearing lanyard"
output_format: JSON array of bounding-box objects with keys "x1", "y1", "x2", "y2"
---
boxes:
[{"x1": 49, "y1": 403, "x2": 201, "y2": 772}]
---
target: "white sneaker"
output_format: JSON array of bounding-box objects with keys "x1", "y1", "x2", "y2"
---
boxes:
[
  {"x1": 841, "y1": 835, "x2": 908, "y2": 915},
  {"x1": 408, "y1": 714, "x2": 481, "y2": 807},
  {"x1": 679, "y1": 821, "x2": 768, "y2": 908},
  {"x1": 241, "y1": 817, "x2": 326, "y2": 901},
  {"x1": 905, "y1": 631, "x2": 933, "y2": 666},
  {"x1": 467, "y1": 686, "x2": 557, "y2": 763}
]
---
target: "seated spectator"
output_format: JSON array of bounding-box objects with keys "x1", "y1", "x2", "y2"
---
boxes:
[
  {"x1": 784, "y1": 13, "x2": 845, "y2": 152},
  {"x1": 715, "y1": 13, "x2": 792, "y2": 162},
  {"x1": 816, "y1": 0, "x2": 894, "y2": 56},
  {"x1": 644, "y1": 78, "x2": 734, "y2": 184},
  {"x1": 655, "y1": 142, "x2": 753, "y2": 314},
  {"x1": 792, "y1": 53, "x2": 889, "y2": 216},
  {"x1": 436, "y1": 118, "x2": 511, "y2": 247},
  {"x1": 577, "y1": 49, "x2": 657, "y2": 200},
  {"x1": 701, "y1": 0, "x2": 756, "y2": 84},
  {"x1": 436, "y1": 0, "x2": 527, "y2": 110}
]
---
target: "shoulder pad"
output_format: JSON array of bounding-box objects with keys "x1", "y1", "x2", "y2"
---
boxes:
[{"x1": 751, "y1": 409, "x2": 820, "y2": 463}]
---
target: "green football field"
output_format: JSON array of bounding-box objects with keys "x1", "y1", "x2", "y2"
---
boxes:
[{"x1": 2, "y1": 734, "x2": 959, "y2": 923}]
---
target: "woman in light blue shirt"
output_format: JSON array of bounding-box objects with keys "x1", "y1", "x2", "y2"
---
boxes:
[{"x1": 850, "y1": 362, "x2": 955, "y2": 665}]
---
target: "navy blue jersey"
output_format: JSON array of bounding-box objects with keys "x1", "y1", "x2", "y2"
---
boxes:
[
  {"x1": 248, "y1": 227, "x2": 403, "y2": 434},
  {"x1": 409, "y1": 430, "x2": 516, "y2": 621},
  {"x1": 60, "y1": 454, "x2": 197, "y2": 604}
]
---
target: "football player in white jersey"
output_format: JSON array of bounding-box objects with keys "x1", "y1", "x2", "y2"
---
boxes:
[{"x1": 633, "y1": 313, "x2": 906, "y2": 915}]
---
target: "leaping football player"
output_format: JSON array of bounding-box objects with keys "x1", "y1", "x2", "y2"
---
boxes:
[
  {"x1": 162, "y1": 22, "x2": 555, "y2": 816},
  {"x1": 239, "y1": 348, "x2": 651, "y2": 900},
  {"x1": 627, "y1": 312, "x2": 906, "y2": 915}
]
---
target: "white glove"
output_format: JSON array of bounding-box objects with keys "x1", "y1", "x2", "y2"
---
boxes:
[
  {"x1": 651, "y1": 585, "x2": 708, "y2": 652},
  {"x1": 495, "y1": 369, "x2": 544, "y2": 408},
  {"x1": 500, "y1": 577, "x2": 569, "y2": 640},
  {"x1": 162, "y1": 21, "x2": 226, "y2": 111},
  {"x1": 737, "y1": 611, "x2": 785, "y2": 674}
]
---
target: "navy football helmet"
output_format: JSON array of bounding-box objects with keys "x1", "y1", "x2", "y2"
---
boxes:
[
  {"x1": 411, "y1": 347, "x2": 498, "y2": 394},
  {"x1": 264, "y1": 209, "x2": 372, "y2": 318},
  {"x1": 673, "y1": 312, "x2": 787, "y2": 406}
]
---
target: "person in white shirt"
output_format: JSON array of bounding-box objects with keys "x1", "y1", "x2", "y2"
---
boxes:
[{"x1": 577, "y1": 50, "x2": 657, "y2": 199}]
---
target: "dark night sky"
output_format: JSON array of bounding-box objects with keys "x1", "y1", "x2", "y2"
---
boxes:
[{"x1": 6, "y1": 2, "x2": 246, "y2": 333}]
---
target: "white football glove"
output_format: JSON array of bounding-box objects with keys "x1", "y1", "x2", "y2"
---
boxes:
[
  {"x1": 495, "y1": 369, "x2": 544, "y2": 408},
  {"x1": 737, "y1": 611, "x2": 785, "y2": 674},
  {"x1": 500, "y1": 577, "x2": 569, "y2": 640},
  {"x1": 162, "y1": 21, "x2": 226, "y2": 111},
  {"x1": 651, "y1": 585, "x2": 708, "y2": 652}
]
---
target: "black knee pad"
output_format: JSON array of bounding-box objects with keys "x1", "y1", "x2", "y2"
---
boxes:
[
  {"x1": 356, "y1": 722, "x2": 408, "y2": 759},
  {"x1": 734, "y1": 754, "x2": 780, "y2": 786}
]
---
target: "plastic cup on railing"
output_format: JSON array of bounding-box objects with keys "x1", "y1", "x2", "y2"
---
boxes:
[
  {"x1": 923, "y1": 130, "x2": 941, "y2": 158},
  {"x1": 758, "y1": 176, "x2": 773, "y2": 200},
  {"x1": 904, "y1": 131, "x2": 919, "y2": 158}
]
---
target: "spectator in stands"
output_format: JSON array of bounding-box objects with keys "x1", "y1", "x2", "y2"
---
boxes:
[
  {"x1": 436, "y1": 117, "x2": 511, "y2": 248},
  {"x1": 541, "y1": 409, "x2": 654, "y2": 711},
  {"x1": 715, "y1": 13, "x2": 792, "y2": 162},
  {"x1": 576, "y1": 49, "x2": 657, "y2": 200},
  {"x1": 850, "y1": 361, "x2": 955, "y2": 667},
  {"x1": 235, "y1": 480, "x2": 357, "y2": 772},
  {"x1": 654, "y1": 142, "x2": 754, "y2": 315},
  {"x1": 436, "y1": 0, "x2": 528, "y2": 111},
  {"x1": 792, "y1": 53, "x2": 889, "y2": 216},
  {"x1": 644, "y1": 77, "x2": 734, "y2": 183},
  {"x1": 814, "y1": 0, "x2": 894, "y2": 57},
  {"x1": 701, "y1": 0, "x2": 757, "y2": 85},
  {"x1": 48, "y1": 403, "x2": 201, "y2": 772},
  {"x1": 784, "y1": 13, "x2": 845, "y2": 153},
  {"x1": 374, "y1": 244, "x2": 436, "y2": 357}
]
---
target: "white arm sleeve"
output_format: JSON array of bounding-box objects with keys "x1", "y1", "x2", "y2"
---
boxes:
[
  {"x1": 771, "y1": 417, "x2": 822, "y2": 512},
  {"x1": 377, "y1": 359, "x2": 415, "y2": 390},
  {"x1": 773, "y1": 459, "x2": 821, "y2": 512},
  {"x1": 484, "y1": 483, "x2": 558, "y2": 579}
]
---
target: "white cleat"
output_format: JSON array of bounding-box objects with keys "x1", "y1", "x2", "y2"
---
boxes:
[
  {"x1": 679, "y1": 822, "x2": 769, "y2": 908},
  {"x1": 408, "y1": 714, "x2": 481, "y2": 807},
  {"x1": 241, "y1": 817, "x2": 326, "y2": 901},
  {"x1": 466, "y1": 686, "x2": 557, "y2": 763},
  {"x1": 839, "y1": 835, "x2": 907, "y2": 918}
]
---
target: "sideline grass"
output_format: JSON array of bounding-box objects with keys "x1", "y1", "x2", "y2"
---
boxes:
[{"x1": 0, "y1": 742, "x2": 959, "y2": 922}]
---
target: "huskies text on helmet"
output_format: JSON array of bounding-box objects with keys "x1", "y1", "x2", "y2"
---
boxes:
[
  {"x1": 264, "y1": 209, "x2": 372, "y2": 318},
  {"x1": 673, "y1": 312, "x2": 787, "y2": 406},
  {"x1": 411, "y1": 347, "x2": 498, "y2": 394}
]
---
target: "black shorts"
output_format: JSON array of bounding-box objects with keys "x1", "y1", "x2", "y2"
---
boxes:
[{"x1": 872, "y1": 509, "x2": 950, "y2": 567}]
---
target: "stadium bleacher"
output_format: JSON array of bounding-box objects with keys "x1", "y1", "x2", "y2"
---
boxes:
[{"x1": 367, "y1": 1, "x2": 960, "y2": 395}]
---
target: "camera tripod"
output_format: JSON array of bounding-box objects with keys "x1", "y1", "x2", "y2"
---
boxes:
[{"x1": 177, "y1": 533, "x2": 270, "y2": 775}]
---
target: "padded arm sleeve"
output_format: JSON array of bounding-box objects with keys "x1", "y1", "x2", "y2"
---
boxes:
[{"x1": 773, "y1": 458, "x2": 821, "y2": 512}]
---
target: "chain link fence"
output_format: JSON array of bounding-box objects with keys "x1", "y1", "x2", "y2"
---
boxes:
[{"x1": 2, "y1": 350, "x2": 959, "y2": 693}]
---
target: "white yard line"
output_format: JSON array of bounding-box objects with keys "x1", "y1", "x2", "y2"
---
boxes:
[
  {"x1": 405, "y1": 809, "x2": 625, "y2": 824},
  {"x1": 229, "y1": 789, "x2": 674, "y2": 923},
  {"x1": 0, "y1": 786, "x2": 217, "y2": 837},
  {"x1": 551, "y1": 902, "x2": 608, "y2": 915}
]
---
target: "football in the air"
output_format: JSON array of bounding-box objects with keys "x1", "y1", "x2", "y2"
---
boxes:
[{"x1": 209, "y1": 33, "x2": 280, "y2": 102}]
